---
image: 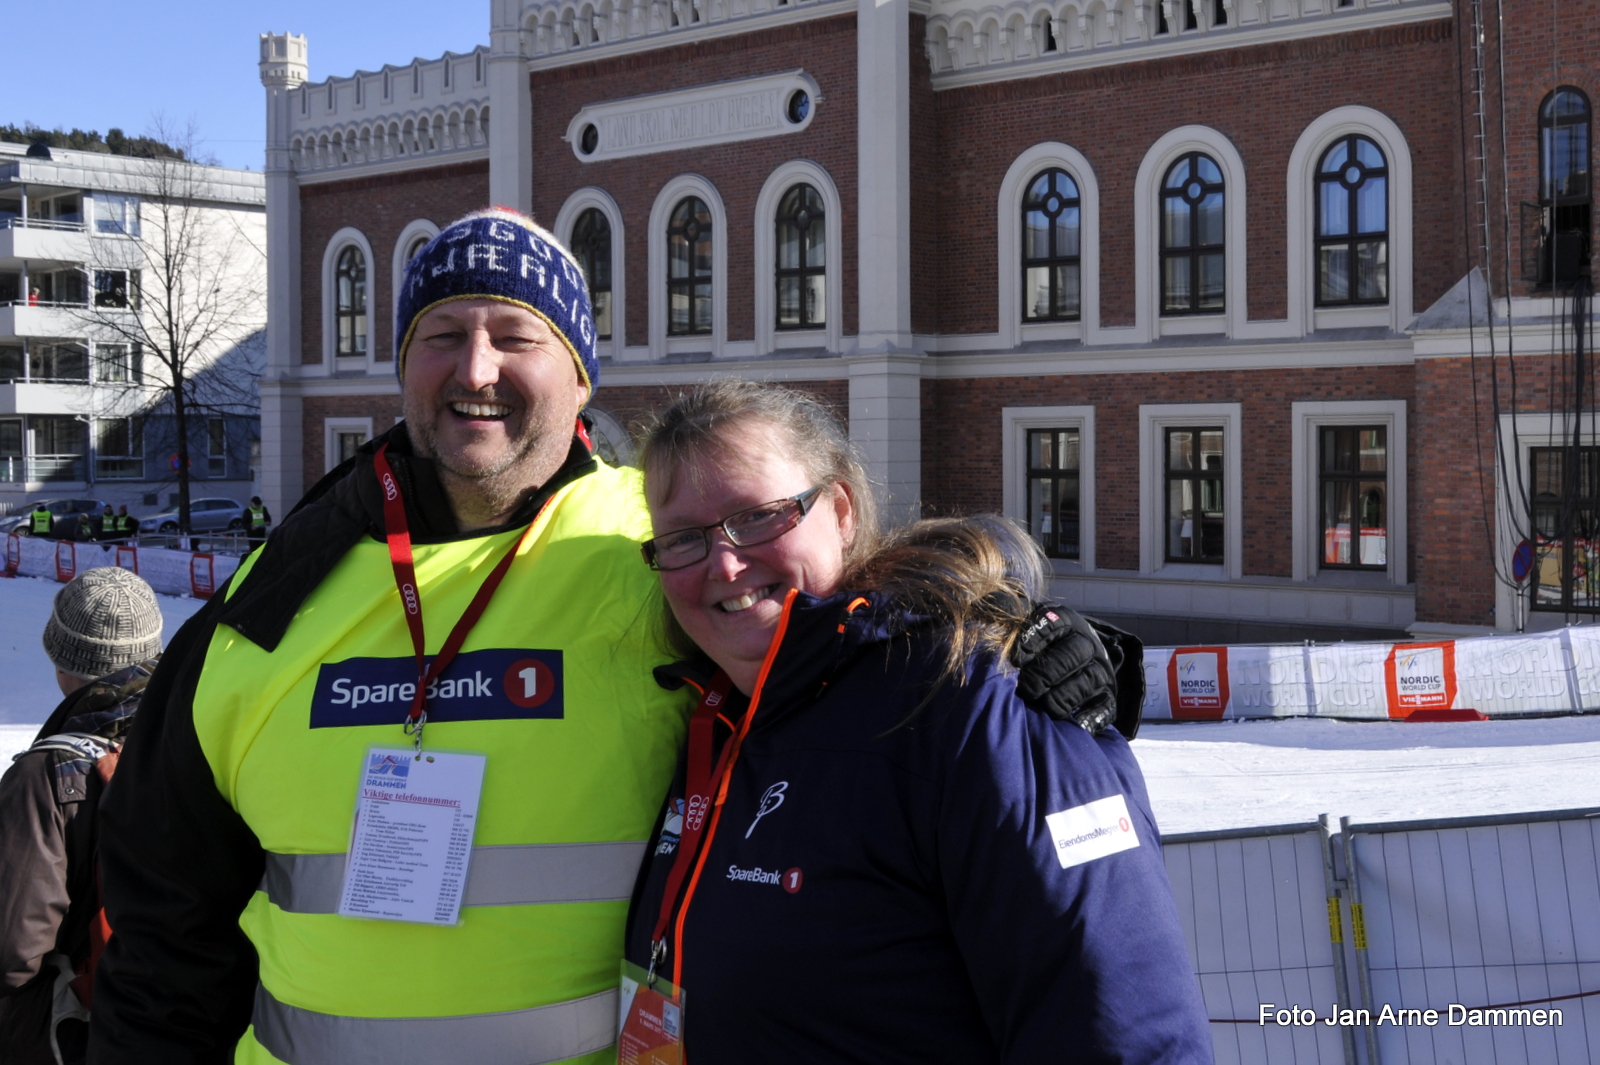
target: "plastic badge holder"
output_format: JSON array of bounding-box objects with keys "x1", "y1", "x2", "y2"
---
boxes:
[{"x1": 618, "y1": 960, "x2": 684, "y2": 1065}]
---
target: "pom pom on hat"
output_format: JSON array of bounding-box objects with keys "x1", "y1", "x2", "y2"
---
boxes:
[{"x1": 395, "y1": 207, "x2": 599, "y2": 397}]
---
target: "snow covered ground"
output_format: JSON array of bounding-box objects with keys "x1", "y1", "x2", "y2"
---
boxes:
[{"x1": 3, "y1": 571, "x2": 1598, "y2": 834}]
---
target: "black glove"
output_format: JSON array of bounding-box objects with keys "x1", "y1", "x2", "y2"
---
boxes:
[{"x1": 1011, "y1": 603, "x2": 1145, "y2": 740}]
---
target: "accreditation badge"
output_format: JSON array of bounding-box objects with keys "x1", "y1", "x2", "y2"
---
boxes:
[
  {"x1": 617, "y1": 960, "x2": 684, "y2": 1065},
  {"x1": 337, "y1": 747, "x2": 486, "y2": 926}
]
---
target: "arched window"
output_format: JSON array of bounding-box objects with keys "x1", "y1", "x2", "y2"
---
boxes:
[
  {"x1": 572, "y1": 208, "x2": 613, "y2": 340},
  {"x1": 1022, "y1": 168, "x2": 1081, "y2": 322},
  {"x1": 775, "y1": 184, "x2": 825, "y2": 329},
  {"x1": 1315, "y1": 134, "x2": 1388, "y2": 305},
  {"x1": 404, "y1": 233, "x2": 431, "y2": 263},
  {"x1": 667, "y1": 197, "x2": 712, "y2": 336},
  {"x1": 335, "y1": 246, "x2": 367, "y2": 356},
  {"x1": 1160, "y1": 153, "x2": 1225, "y2": 315},
  {"x1": 1538, "y1": 87, "x2": 1592, "y2": 286}
]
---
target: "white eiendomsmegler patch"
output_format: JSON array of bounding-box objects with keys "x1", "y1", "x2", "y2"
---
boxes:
[{"x1": 1044, "y1": 794, "x2": 1140, "y2": 870}]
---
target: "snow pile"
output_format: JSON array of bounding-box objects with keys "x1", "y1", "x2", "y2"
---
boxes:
[{"x1": 1131, "y1": 715, "x2": 1600, "y2": 834}]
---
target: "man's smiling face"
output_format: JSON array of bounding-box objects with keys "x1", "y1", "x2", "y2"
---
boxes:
[{"x1": 401, "y1": 299, "x2": 588, "y2": 522}]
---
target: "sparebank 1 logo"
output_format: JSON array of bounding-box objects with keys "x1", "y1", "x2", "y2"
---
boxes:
[{"x1": 309, "y1": 648, "x2": 565, "y2": 728}]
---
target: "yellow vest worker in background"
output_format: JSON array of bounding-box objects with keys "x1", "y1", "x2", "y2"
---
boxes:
[
  {"x1": 30, "y1": 504, "x2": 52, "y2": 536},
  {"x1": 89, "y1": 209, "x2": 689, "y2": 1065}
]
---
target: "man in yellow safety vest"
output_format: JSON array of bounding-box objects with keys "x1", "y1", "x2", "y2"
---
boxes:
[
  {"x1": 91, "y1": 209, "x2": 687, "y2": 1065},
  {"x1": 29, "y1": 503, "x2": 52, "y2": 537}
]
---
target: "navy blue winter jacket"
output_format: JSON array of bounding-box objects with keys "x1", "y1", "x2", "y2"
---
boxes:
[{"x1": 624, "y1": 589, "x2": 1213, "y2": 1064}]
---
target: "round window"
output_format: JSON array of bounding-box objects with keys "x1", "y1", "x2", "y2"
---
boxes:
[
  {"x1": 579, "y1": 124, "x2": 599, "y2": 155},
  {"x1": 786, "y1": 90, "x2": 811, "y2": 125}
]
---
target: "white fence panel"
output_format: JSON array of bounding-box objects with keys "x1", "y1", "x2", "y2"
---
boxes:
[
  {"x1": 1163, "y1": 824, "x2": 1353, "y2": 1065},
  {"x1": 1346, "y1": 809, "x2": 1600, "y2": 1064}
]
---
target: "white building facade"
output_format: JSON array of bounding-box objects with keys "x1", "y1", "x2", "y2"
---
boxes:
[{"x1": 0, "y1": 141, "x2": 266, "y2": 516}]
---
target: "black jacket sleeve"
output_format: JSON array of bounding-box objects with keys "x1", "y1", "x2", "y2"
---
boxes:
[
  {"x1": 0, "y1": 755, "x2": 69, "y2": 994},
  {"x1": 88, "y1": 595, "x2": 265, "y2": 1065}
]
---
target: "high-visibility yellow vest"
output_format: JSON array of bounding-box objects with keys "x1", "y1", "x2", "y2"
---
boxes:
[
  {"x1": 30, "y1": 508, "x2": 51, "y2": 534},
  {"x1": 248, "y1": 504, "x2": 267, "y2": 529},
  {"x1": 190, "y1": 461, "x2": 689, "y2": 1065}
]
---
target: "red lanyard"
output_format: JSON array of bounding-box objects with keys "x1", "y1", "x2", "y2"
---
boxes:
[
  {"x1": 649, "y1": 670, "x2": 737, "y2": 966},
  {"x1": 373, "y1": 443, "x2": 541, "y2": 747}
]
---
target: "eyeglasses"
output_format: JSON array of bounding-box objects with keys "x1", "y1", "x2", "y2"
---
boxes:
[{"x1": 642, "y1": 486, "x2": 826, "y2": 571}]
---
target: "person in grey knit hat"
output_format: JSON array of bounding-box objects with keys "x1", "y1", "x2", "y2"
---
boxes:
[
  {"x1": 42, "y1": 567, "x2": 163, "y2": 697},
  {"x1": 3, "y1": 566, "x2": 165, "y2": 1064}
]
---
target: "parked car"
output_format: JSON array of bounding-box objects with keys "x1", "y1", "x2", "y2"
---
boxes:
[
  {"x1": 0, "y1": 498, "x2": 112, "y2": 539},
  {"x1": 144, "y1": 497, "x2": 248, "y2": 533}
]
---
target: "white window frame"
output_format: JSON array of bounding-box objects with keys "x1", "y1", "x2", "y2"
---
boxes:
[
  {"x1": 1494, "y1": 410, "x2": 1600, "y2": 632},
  {"x1": 553, "y1": 187, "x2": 627, "y2": 361},
  {"x1": 321, "y1": 227, "x2": 377, "y2": 372},
  {"x1": 390, "y1": 218, "x2": 440, "y2": 364},
  {"x1": 1002, "y1": 404, "x2": 1096, "y2": 573},
  {"x1": 324, "y1": 416, "x2": 374, "y2": 473},
  {"x1": 1139, "y1": 402, "x2": 1243, "y2": 578},
  {"x1": 1290, "y1": 400, "x2": 1408, "y2": 586},
  {"x1": 585, "y1": 406, "x2": 636, "y2": 467},
  {"x1": 1133, "y1": 126, "x2": 1250, "y2": 341},
  {"x1": 1287, "y1": 106, "x2": 1414, "y2": 335},
  {"x1": 997, "y1": 143, "x2": 1103, "y2": 348},
  {"x1": 648, "y1": 174, "x2": 728, "y2": 360},
  {"x1": 753, "y1": 160, "x2": 844, "y2": 357}
]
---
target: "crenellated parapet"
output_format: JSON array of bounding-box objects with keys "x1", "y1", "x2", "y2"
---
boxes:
[
  {"x1": 285, "y1": 48, "x2": 492, "y2": 178},
  {"x1": 923, "y1": 0, "x2": 1449, "y2": 87},
  {"x1": 502, "y1": 0, "x2": 854, "y2": 69}
]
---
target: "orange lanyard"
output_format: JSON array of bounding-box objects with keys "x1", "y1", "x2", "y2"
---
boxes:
[{"x1": 652, "y1": 588, "x2": 800, "y2": 988}]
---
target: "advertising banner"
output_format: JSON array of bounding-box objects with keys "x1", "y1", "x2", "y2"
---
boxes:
[
  {"x1": 5, "y1": 533, "x2": 19, "y2": 576},
  {"x1": 1167, "y1": 646, "x2": 1230, "y2": 719},
  {"x1": 190, "y1": 553, "x2": 216, "y2": 599},
  {"x1": 1383, "y1": 642, "x2": 1458, "y2": 718},
  {"x1": 55, "y1": 541, "x2": 76, "y2": 583},
  {"x1": 115, "y1": 545, "x2": 138, "y2": 573}
]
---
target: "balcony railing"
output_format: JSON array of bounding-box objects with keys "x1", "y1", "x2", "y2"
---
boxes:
[
  {"x1": 0, "y1": 454, "x2": 87, "y2": 482},
  {"x1": 0, "y1": 298, "x2": 90, "y2": 310},
  {"x1": 95, "y1": 456, "x2": 144, "y2": 480},
  {"x1": 0, "y1": 215, "x2": 88, "y2": 233}
]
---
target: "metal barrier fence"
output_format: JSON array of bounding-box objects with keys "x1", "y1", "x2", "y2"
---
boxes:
[
  {"x1": 1163, "y1": 808, "x2": 1600, "y2": 1065},
  {"x1": 1343, "y1": 808, "x2": 1600, "y2": 1065},
  {"x1": 1163, "y1": 821, "x2": 1355, "y2": 1065}
]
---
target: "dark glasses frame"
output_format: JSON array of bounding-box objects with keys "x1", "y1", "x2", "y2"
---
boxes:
[{"x1": 641, "y1": 485, "x2": 826, "y2": 571}]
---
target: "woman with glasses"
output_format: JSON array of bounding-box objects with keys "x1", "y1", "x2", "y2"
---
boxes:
[{"x1": 621, "y1": 380, "x2": 1210, "y2": 1065}]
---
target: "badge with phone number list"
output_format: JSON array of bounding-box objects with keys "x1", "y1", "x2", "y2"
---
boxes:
[{"x1": 618, "y1": 960, "x2": 684, "y2": 1065}]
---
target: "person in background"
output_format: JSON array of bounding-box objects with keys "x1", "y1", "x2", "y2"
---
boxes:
[
  {"x1": 624, "y1": 381, "x2": 1205, "y2": 1064},
  {"x1": 244, "y1": 496, "x2": 270, "y2": 550},
  {"x1": 114, "y1": 508, "x2": 138, "y2": 540},
  {"x1": 95, "y1": 507, "x2": 115, "y2": 542},
  {"x1": 29, "y1": 502, "x2": 52, "y2": 538},
  {"x1": 0, "y1": 568, "x2": 164, "y2": 1065}
]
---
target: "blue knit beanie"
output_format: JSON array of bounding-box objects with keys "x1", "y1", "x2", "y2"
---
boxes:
[{"x1": 395, "y1": 208, "x2": 598, "y2": 397}]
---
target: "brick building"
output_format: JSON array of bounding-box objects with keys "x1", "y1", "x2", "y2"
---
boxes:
[{"x1": 257, "y1": 0, "x2": 1596, "y2": 640}]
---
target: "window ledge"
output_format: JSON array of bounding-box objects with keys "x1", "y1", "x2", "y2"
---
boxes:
[
  {"x1": 1148, "y1": 561, "x2": 1229, "y2": 579},
  {"x1": 1157, "y1": 314, "x2": 1226, "y2": 336},
  {"x1": 1307, "y1": 568, "x2": 1400, "y2": 589}
]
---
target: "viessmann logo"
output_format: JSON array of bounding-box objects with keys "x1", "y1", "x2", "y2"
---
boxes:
[{"x1": 309, "y1": 648, "x2": 564, "y2": 728}]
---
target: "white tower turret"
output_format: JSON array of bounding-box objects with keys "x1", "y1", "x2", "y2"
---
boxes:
[{"x1": 258, "y1": 32, "x2": 309, "y2": 521}]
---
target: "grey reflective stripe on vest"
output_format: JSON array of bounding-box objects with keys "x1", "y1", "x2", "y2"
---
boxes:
[
  {"x1": 260, "y1": 841, "x2": 647, "y2": 914},
  {"x1": 252, "y1": 983, "x2": 617, "y2": 1065}
]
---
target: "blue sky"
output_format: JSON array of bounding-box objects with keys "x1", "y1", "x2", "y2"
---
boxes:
[{"x1": 9, "y1": 2, "x2": 488, "y2": 171}]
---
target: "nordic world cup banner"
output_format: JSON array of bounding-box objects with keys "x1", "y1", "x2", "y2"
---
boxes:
[{"x1": 1142, "y1": 629, "x2": 1593, "y2": 721}]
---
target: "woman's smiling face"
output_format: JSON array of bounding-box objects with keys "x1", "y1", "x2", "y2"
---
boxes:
[{"x1": 647, "y1": 422, "x2": 856, "y2": 694}]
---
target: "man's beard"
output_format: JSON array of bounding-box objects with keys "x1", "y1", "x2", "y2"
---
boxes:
[{"x1": 403, "y1": 386, "x2": 570, "y2": 521}]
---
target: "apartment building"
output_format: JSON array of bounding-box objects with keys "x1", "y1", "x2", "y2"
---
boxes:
[
  {"x1": 0, "y1": 141, "x2": 265, "y2": 514},
  {"x1": 257, "y1": 0, "x2": 1596, "y2": 640}
]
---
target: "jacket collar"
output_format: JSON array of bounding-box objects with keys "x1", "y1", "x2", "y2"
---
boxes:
[{"x1": 216, "y1": 420, "x2": 597, "y2": 652}]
